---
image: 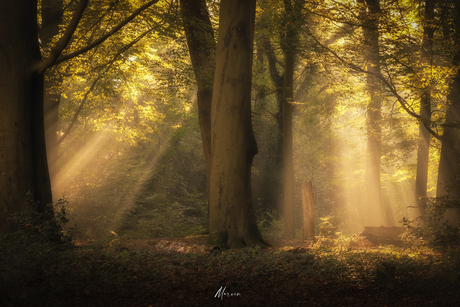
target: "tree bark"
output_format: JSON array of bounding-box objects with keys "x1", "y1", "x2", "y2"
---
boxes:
[
  {"x1": 436, "y1": 67, "x2": 460, "y2": 225},
  {"x1": 0, "y1": 1, "x2": 53, "y2": 234},
  {"x1": 415, "y1": 0, "x2": 435, "y2": 217},
  {"x1": 261, "y1": 35, "x2": 284, "y2": 168},
  {"x1": 260, "y1": 35, "x2": 284, "y2": 214},
  {"x1": 261, "y1": 0, "x2": 303, "y2": 238},
  {"x1": 358, "y1": 0, "x2": 392, "y2": 226},
  {"x1": 301, "y1": 180, "x2": 315, "y2": 243},
  {"x1": 436, "y1": 4, "x2": 460, "y2": 225},
  {"x1": 208, "y1": 0, "x2": 266, "y2": 248},
  {"x1": 179, "y1": 0, "x2": 215, "y2": 223},
  {"x1": 41, "y1": 0, "x2": 64, "y2": 201},
  {"x1": 282, "y1": 0, "x2": 299, "y2": 238}
]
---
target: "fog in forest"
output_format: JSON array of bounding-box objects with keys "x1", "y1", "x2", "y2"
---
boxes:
[
  {"x1": 55, "y1": 77, "x2": 425, "y2": 239},
  {"x1": 3, "y1": 1, "x2": 460, "y2": 305},
  {"x1": 2, "y1": 0, "x2": 458, "y2": 244}
]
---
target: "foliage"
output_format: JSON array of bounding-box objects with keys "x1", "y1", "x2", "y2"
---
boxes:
[
  {"x1": 1, "y1": 196, "x2": 76, "y2": 247},
  {"x1": 402, "y1": 196, "x2": 460, "y2": 248},
  {"x1": 257, "y1": 210, "x2": 284, "y2": 239},
  {"x1": 0, "y1": 240, "x2": 459, "y2": 306},
  {"x1": 318, "y1": 216, "x2": 337, "y2": 237},
  {"x1": 30, "y1": 0, "x2": 460, "y2": 245}
]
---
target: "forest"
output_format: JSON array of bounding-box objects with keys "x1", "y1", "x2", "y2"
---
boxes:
[{"x1": 1, "y1": 0, "x2": 460, "y2": 305}]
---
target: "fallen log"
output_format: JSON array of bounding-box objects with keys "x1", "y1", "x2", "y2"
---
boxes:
[{"x1": 359, "y1": 226, "x2": 406, "y2": 245}]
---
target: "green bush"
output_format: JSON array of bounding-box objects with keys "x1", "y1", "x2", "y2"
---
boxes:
[
  {"x1": 402, "y1": 196, "x2": 460, "y2": 248},
  {"x1": 1, "y1": 198, "x2": 76, "y2": 247},
  {"x1": 257, "y1": 210, "x2": 284, "y2": 239}
]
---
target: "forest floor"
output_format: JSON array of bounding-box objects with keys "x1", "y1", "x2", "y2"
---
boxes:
[{"x1": 1, "y1": 235, "x2": 460, "y2": 306}]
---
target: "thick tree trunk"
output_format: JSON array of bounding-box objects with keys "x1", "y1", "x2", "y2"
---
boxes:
[
  {"x1": 179, "y1": 0, "x2": 215, "y2": 223},
  {"x1": 436, "y1": 3, "x2": 460, "y2": 226},
  {"x1": 436, "y1": 54, "x2": 460, "y2": 226},
  {"x1": 208, "y1": 0, "x2": 266, "y2": 248},
  {"x1": 0, "y1": 1, "x2": 53, "y2": 234}
]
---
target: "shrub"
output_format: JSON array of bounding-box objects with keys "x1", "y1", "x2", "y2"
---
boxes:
[
  {"x1": 1, "y1": 197, "x2": 76, "y2": 247},
  {"x1": 402, "y1": 196, "x2": 460, "y2": 248}
]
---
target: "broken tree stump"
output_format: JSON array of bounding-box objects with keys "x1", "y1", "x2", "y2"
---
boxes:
[
  {"x1": 359, "y1": 226, "x2": 406, "y2": 245},
  {"x1": 301, "y1": 180, "x2": 315, "y2": 244}
]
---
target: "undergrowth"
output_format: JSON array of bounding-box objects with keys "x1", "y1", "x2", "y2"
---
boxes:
[
  {"x1": 1, "y1": 198, "x2": 76, "y2": 248},
  {"x1": 1, "y1": 234, "x2": 459, "y2": 306},
  {"x1": 402, "y1": 195, "x2": 460, "y2": 248},
  {"x1": 1, "y1": 199, "x2": 459, "y2": 305}
]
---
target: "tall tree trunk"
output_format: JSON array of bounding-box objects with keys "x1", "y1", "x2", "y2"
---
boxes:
[
  {"x1": 415, "y1": 0, "x2": 435, "y2": 216},
  {"x1": 41, "y1": 0, "x2": 64, "y2": 200},
  {"x1": 0, "y1": 1, "x2": 53, "y2": 234},
  {"x1": 44, "y1": 71, "x2": 62, "y2": 200},
  {"x1": 282, "y1": 0, "x2": 301, "y2": 238},
  {"x1": 436, "y1": 4, "x2": 460, "y2": 225},
  {"x1": 179, "y1": 0, "x2": 215, "y2": 224},
  {"x1": 261, "y1": 1, "x2": 302, "y2": 238},
  {"x1": 208, "y1": 0, "x2": 266, "y2": 248},
  {"x1": 436, "y1": 63, "x2": 460, "y2": 225},
  {"x1": 260, "y1": 35, "x2": 285, "y2": 213},
  {"x1": 359, "y1": 0, "x2": 392, "y2": 225}
]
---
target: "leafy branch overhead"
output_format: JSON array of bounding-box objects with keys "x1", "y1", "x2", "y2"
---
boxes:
[
  {"x1": 305, "y1": 22, "x2": 447, "y2": 141},
  {"x1": 35, "y1": 0, "x2": 160, "y2": 74}
]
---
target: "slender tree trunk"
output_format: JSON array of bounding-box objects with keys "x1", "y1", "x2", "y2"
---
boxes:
[
  {"x1": 0, "y1": 1, "x2": 53, "y2": 234},
  {"x1": 44, "y1": 73, "x2": 62, "y2": 200},
  {"x1": 359, "y1": 0, "x2": 393, "y2": 225},
  {"x1": 208, "y1": 0, "x2": 266, "y2": 248},
  {"x1": 415, "y1": 94, "x2": 431, "y2": 212},
  {"x1": 281, "y1": 0, "x2": 300, "y2": 238},
  {"x1": 415, "y1": 0, "x2": 435, "y2": 216},
  {"x1": 261, "y1": 0, "x2": 302, "y2": 238},
  {"x1": 41, "y1": 0, "x2": 64, "y2": 200},
  {"x1": 261, "y1": 35, "x2": 284, "y2": 212},
  {"x1": 179, "y1": 0, "x2": 216, "y2": 224}
]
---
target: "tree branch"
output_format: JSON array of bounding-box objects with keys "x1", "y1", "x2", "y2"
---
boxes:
[
  {"x1": 57, "y1": 28, "x2": 152, "y2": 145},
  {"x1": 36, "y1": 0, "x2": 89, "y2": 75},
  {"x1": 261, "y1": 35, "x2": 284, "y2": 88},
  {"x1": 53, "y1": 0, "x2": 159, "y2": 68},
  {"x1": 304, "y1": 24, "x2": 445, "y2": 141}
]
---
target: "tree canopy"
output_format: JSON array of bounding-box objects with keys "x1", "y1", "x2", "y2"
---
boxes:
[{"x1": 1, "y1": 0, "x2": 460, "y2": 247}]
